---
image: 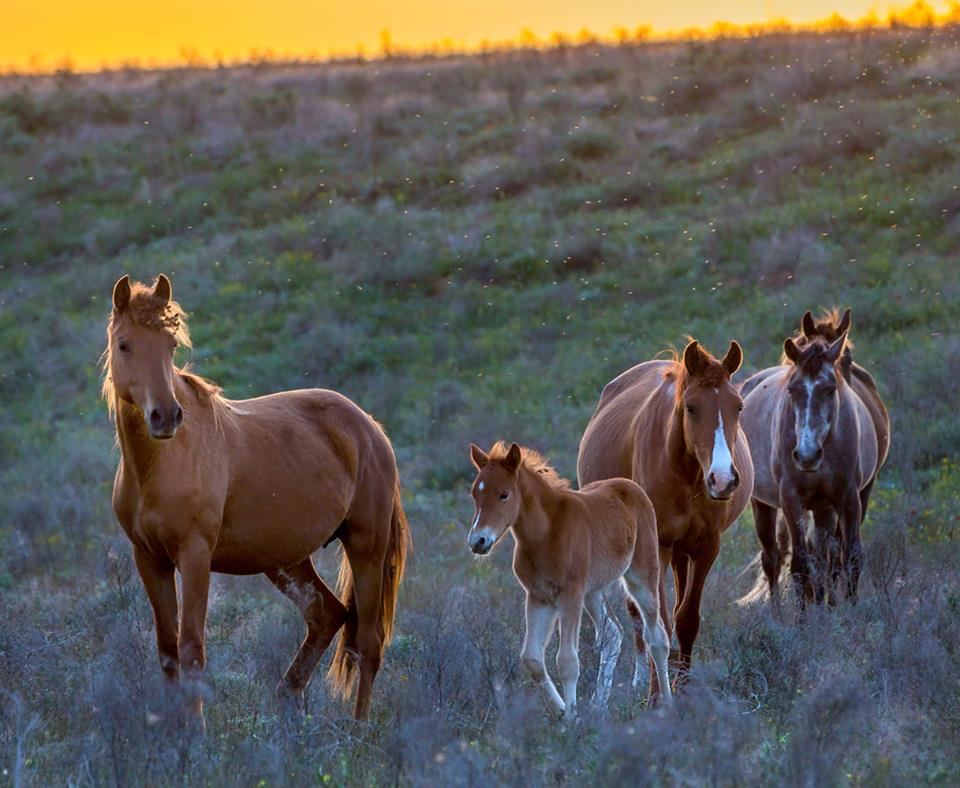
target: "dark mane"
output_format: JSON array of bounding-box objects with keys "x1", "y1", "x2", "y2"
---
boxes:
[
  {"x1": 488, "y1": 441, "x2": 571, "y2": 490},
  {"x1": 786, "y1": 338, "x2": 847, "y2": 386}
]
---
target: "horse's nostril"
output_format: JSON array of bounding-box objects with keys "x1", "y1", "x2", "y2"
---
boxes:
[
  {"x1": 707, "y1": 472, "x2": 716, "y2": 487},
  {"x1": 814, "y1": 448, "x2": 823, "y2": 461},
  {"x1": 174, "y1": 406, "x2": 183, "y2": 426},
  {"x1": 732, "y1": 470, "x2": 740, "y2": 487},
  {"x1": 150, "y1": 408, "x2": 162, "y2": 427},
  {"x1": 792, "y1": 449, "x2": 800, "y2": 462}
]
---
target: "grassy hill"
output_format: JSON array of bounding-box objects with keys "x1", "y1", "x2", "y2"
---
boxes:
[{"x1": 1, "y1": 26, "x2": 959, "y2": 785}]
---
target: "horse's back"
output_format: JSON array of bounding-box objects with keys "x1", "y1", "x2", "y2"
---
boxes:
[
  {"x1": 214, "y1": 388, "x2": 397, "y2": 572},
  {"x1": 850, "y1": 365, "x2": 890, "y2": 471},
  {"x1": 740, "y1": 365, "x2": 789, "y2": 507},
  {"x1": 578, "y1": 360, "x2": 670, "y2": 486},
  {"x1": 849, "y1": 388, "x2": 880, "y2": 489}
]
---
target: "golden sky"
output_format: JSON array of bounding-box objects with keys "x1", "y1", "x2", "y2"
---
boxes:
[{"x1": 2, "y1": 0, "x2": 948, "y2": 72}]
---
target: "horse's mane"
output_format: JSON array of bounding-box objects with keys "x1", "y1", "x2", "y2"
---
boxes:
[
  {"x1": 101, "y1": 279, "x2": 232, "y2": 424},
  {"x1": 488, "y1": 441, "x2": 571, "y2": 491},
  {"x1": 783, "y1": 338, "x2": 848, "y2": 389},
  {"x1": 662, "y1": 341, "x2": 731, "y2": 404},
  {"x1": 781, "y1": 307, "x2": 855, "y2": 367}
]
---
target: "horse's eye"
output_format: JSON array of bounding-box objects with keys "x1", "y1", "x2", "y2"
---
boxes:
[
  {"x1": 118, "y1": 340, "x2": 131, "y2": 353},
  {"x1": 685, "y1": 405, "x2": 696, "y2": 416},
  {"x1": 499, "y1": 492, "x2": 509, "y2": 501},
  {"x1": 737, "y1": 404, "x2": 744, "y2": 413}
]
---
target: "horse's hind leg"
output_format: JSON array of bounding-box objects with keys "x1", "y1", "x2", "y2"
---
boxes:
[
  {"x1": 267, "y1": 558, "x2": 347, "y2": 699},
  {"x1": 583, "y1": 591, "x2": 622, "y2": 710},
  {"x1": 622, "y1": 568, "x2": 671, "y2": 707},
  {"x1": 753, "y1": 499, "x2": 782, "y2": 614}
]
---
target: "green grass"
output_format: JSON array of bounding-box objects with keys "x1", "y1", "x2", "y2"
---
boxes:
[{"x1": 1, "y1": 27, "x2": 960, "y2": 786}]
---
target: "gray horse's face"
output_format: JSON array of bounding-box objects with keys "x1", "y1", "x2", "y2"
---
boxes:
[{"x1": 783, "y1": 332, "x2": 848, "y2": 472}]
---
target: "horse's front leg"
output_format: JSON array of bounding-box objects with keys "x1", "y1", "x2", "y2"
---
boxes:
[
  {"x1": 176, "y1": 537, "x2": 213, "y2": 726},
  {"x1": 781, "y1": 490, "x2": 815, "y2": 611},
  {"x1": 521, "y1": 595, "x2": 564, "y2": 715},
  {"x1": 673, "y1": 534, "x2": 720, "y2": 686},
  {"x1": 133, "y1": 545, "x2": 180, "y2": 681},
  {"x1": 556, "y1": 594, "x2": 584, "y2": 718},
  {"x1": 840, "y1": 493, "x2": 864, "y2": 602}
]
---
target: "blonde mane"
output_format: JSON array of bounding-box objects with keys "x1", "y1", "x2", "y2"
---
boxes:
[
  {"x1": 488, "y1": 441, "x2": 571, "y2": 490},
  {"x1": 101, "y1": 279, "x2": 232, "y2": 424}
]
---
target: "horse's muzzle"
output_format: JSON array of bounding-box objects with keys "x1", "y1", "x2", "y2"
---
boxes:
[
  {"x1": 149, "y1": 403, "x2": 183, "y2": 440},
  {"x1": 707, "y1": 468, "x2": 740, "y2": 500},
  {"x1": 469, "y1": 532, "x2": 493, "y2": 555}
]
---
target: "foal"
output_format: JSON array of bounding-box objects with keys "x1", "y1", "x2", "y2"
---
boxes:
[{"x1": 467, "y1": 442, "x2": 671, "y2": 717}]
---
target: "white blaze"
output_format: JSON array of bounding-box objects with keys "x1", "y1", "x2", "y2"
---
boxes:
[{"x1": 710, "y1": 410, "x2": 734, "y2": 475}]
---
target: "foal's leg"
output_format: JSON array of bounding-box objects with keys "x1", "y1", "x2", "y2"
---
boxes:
[
  {"x1": 583, "y1": 591, "x2": 622, "y2": 710},
  {"x1": 622, "y1": 570, "x2": 671, "y2": 707},
  {"x1": 753, "y1": 499, "x2": 782, "y2": 614},
  {"x1": 521, "y1": 595, "x2": 564, "y2": 714},
  {"x1": 133, "y1": 545, "x2": 180, "y2": 681},
  {"x1": 266, "y1": 558, "x2": 348, "y2": 699},
  {"x1": 645, "y1": 545, "x2": 673, "y2": 698},
  {"x1": 556, "y1": 595, "x2": 584, "y2": 717}
]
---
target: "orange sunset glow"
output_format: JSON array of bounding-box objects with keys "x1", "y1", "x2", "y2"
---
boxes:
[{"x1": 3, "y1": 0, "x2": 956, "y2": 72}]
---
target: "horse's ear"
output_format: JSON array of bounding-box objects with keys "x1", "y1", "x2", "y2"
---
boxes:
[
  {"x1": 470, "y1": 443, "x2": 489, "y2": 469},
  {"x1": 682, "y1": 340, "x2": 703, "y2": 376},
  {"x1": 783, "y1": 337, "x2": 801, "y2": 364},
  {"x1": 504, "y1": 443, "x2": 522, "y2": 473},
  {"x1": 801, "y1": 310, "x2": 816, "y2": 339},
  {"x1": 721, "y1": 340, "x2": 743, "y2": 376},
  {"x1": 153, "y1": 274, "x2": 172, "y2": 304},
  {"x1": 112, "y1": 275, "x2": 131, "y2": 312},
  {"x1": 837, "y1": 307, "x2": 852, "y2": 335},
  {"x1": 825, "y1": 330, "x2": 848, "y2": 363}
]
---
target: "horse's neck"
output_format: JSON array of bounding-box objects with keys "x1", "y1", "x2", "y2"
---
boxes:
[
  {"x1": 115, "y1": 399, "x2": 162, "y2": 484},
  {"x1": 512, "y1": 469, "x2": 557, "y2": 547},
  {"x1": 114, "y1": 374, "x2": 197, "y2": 485}
]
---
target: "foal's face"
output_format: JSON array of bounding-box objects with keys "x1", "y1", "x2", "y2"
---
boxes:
[
  {"x1": 467, "y1": 443, "x2": 522, "y2": 555},
  {"x1": 783, "y1": 332, "x2": 847, "y2": 472},
  {"x1": 680, "y1": 340, "x2": 745, "y2": 500},
  {"x1": 108, "y1": 275, "x2": 183, "y2": 440}
]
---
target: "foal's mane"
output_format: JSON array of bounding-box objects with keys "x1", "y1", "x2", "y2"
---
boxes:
[
  {"x1": 101, "y1": 279, "x2": 231, "y2": 422},
  {"x1": 488, "y1": 441, "x2": 571, "y2": 490}
]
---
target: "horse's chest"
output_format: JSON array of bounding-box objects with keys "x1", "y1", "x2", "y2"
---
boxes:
[{"x1": 514, "y1": 550, "x2": 566, "y2": 605}]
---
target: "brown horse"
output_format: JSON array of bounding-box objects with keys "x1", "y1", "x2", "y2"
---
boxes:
[
  {"x1": 740, "y1": 320, "x2": 883, "y2": 609},
  {"x1": 467, "y1": 442, "x2": 671, "y2": 716},
  {"x1": 577, "y1": 340, "x2": 754, "y2": 692},
  {"x1": 103, "y1": 274, "x2": 409, "y2": 721}
]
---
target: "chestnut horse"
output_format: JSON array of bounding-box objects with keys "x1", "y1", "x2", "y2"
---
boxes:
[
  {"x1": 740, "y1": 319, "x2": 883, "y2": 608},
  {"x1": 577, "y1": 340, "x2": 754, "y2": 693},
  {"x1": 467, "y1": 442, "x2": 671, "y2": 716},
  {"x1": 103, "y1": 274, "x2": 409, "y2": 721}
]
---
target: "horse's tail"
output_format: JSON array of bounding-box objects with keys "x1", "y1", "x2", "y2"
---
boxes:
[
  {"x1": 327, "y1": 480, "x2": 411, "y2": 700},
  {"x1": 737, "y1": 515, "x2": 792, "y2": 606}
]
